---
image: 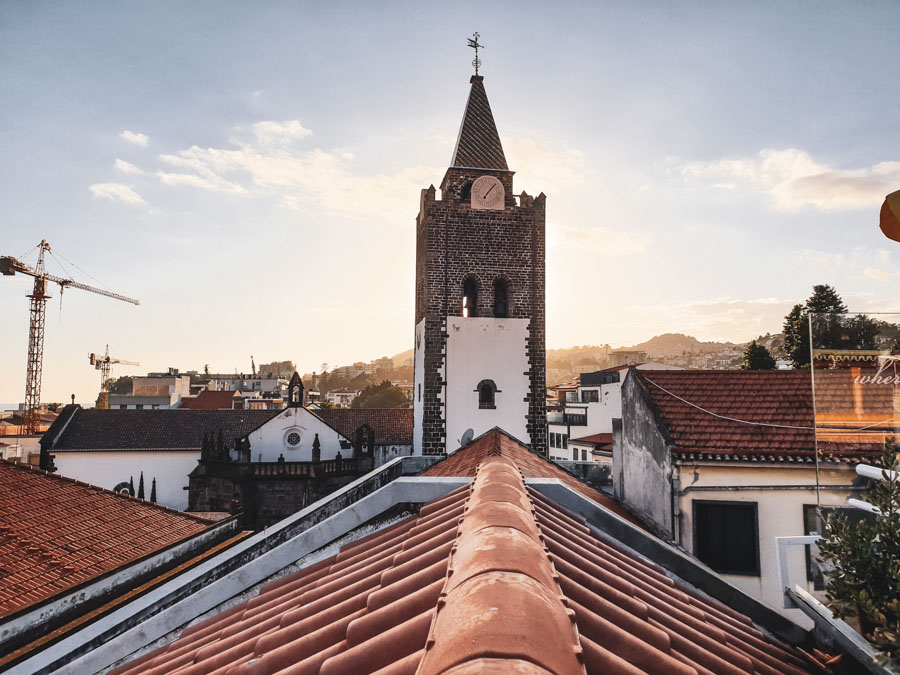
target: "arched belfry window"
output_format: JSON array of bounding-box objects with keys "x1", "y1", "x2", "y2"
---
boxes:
[
  {"x1": 475, "y1": 379, "x2": 499, "y2": 409},
  {"x1": 462, "y1": 277, "x2": 479, "y2": 317},
  {"x1": 288, "y1": 372, "x2": 303, "y2": 407},
  {"x1": 493, "y1": 277, "x2": 510, "y2": 318}
]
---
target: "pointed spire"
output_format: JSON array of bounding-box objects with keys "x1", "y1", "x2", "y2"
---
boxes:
[
  {"x1": 129, "y1": 475, "x2": 135, "y2": 496},
  {"x1": 150, "y1": 478, "x2": 157, "y2": 503},
  {"x1": 137, "y1": 472, "x2": 145, "y2": 500},
  {"x1": 289, "y1": 371, "x2": 304, "y2": 407},
  {"x1": 450, "y1": 76, "x2": 508, "y2": 171}
]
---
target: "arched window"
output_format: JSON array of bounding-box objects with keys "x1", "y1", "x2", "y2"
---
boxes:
[
  {"x1": 475, "y1": 379, "x2": 499, "y2": 409},
  {"x1": 493, "y1": 277, "x2": 510, "y2": 318},
  {"x1": 462, "y1": 277, "x2": 479, "y2": 317}
]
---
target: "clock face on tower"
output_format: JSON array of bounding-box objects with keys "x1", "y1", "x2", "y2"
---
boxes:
[{"x1": 471, "y1": 175, "x2": 505, "y2": 210}]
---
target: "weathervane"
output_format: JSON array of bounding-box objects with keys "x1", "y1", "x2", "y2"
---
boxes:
[{"x1": 467, "y1": 32, "x2": 483, "y2": 75}]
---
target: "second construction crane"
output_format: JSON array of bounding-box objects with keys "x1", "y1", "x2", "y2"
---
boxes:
[
  {"x1": 90, "y1": 346, "x2": 139, "y2": 409},
  {"x1": 1, "y1": 240, "x2": 139, "y2": 433}
]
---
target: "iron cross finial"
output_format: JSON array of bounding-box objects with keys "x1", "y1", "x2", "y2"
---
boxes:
[{"x1": 467, "y1": 32, "x2": 483, "y2": 75}]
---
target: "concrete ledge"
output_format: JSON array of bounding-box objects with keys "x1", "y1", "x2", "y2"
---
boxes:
[
  {"x1": 0, "y1": 516, "x2": 239, "y2": 655},
  {"x1": 787, "y1": 587, "x2": 895, "y2": 675},
  {"x1": 527, "y1": 478, "x2": 809, "y2": 645},
  {"x1": 19, "y1": 467, "x2": 466, "y2": 675}
]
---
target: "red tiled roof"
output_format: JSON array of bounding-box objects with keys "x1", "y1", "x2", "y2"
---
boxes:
[
  {"x1": 571, "y1": 433, "x2": 614, "y2": 446},
  {"x1": 423, "y1": 429, "x2": 638, "y2": 525},
  {"x1": 179, "y1": 391, "x2": 240, "y2": 410},
  {"x1": 637, "y1": 370, "x2": 885, "y2": 462},
  {"x1": 115, "y1": 454, "x2": 821, "y2": 674},
  {"x1": 45, "y1": 406, "x2": 275, "y2": 451},
  {"x1": 312, "y1": 408, "x2": 413, "y2": 446},
  {"x1": 0, "y1": 461, "x2": 213, "y2": 618}
]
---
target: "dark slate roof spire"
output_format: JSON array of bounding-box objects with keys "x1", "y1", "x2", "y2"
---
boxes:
[{"x1": 450, "y1": 76, "x2": 508, "y2": 172}]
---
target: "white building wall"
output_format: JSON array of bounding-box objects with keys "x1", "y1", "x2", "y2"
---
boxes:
[
  {"x1": 53, "y1": 451, "x2": 199, "y2": 511},
  {"x1": 675, "y1": 462, "x2": 857, "y2": 626},
  {"x1": 247, "y1": 407, "x2": 350, "y2": 463},
  {"x1": 444, "y1": 317, "x2": 530, "y2": 453}
]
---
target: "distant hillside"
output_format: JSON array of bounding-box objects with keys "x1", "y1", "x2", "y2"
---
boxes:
[{"x1": 629, "y1": 333, "x2": 740, "y2": 358}]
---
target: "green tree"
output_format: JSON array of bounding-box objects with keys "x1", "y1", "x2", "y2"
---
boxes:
[
  {"x1": 351, "y1": 381, "x2": 410, "y2": 409},
  {"x1": 817, "y1": 439, "x2": 900, "y2": 660},
  {"x1": 109, "y1": 376, "x2": 134, "y2": 395},
  {"x1": 740, "y1": 341, "x2": 776, "y2": 370},
  {"x1": 782, "y1": 285, "x2": 847, "y2": 368}
]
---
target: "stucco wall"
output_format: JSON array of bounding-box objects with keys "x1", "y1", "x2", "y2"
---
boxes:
[
  {"x1": 444, "y1": 316, "x2": 530, "y2": 453},
  {"x1": 247, "y1": 407, "x2": 350, "y2": 463},
  {"x1": 617, "y1": 371, "x2": 673, "y2": 538},
  {"x1": 53, "y1": 451, "x2": 199, "y2": 510},
  {"x1": 675, "y1": 462, "x2": 860, "y2": 623}
]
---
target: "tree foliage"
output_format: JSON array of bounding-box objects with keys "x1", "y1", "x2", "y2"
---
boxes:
[
  {"x1": 740, "y1": 341, "x2": 776, "y2": 370},
  {"x1": 351, "y1": 381, "x2": 410, "y2": 409},
  {"x1": 109, "y1": 376, "x2": 134, "y2": 395},
  {"x1": 817, "y1": 439, "x2": 900, "y2": 659},
  {"x1": 782, "y1": 285, "x2": 848, "y2": 368}
]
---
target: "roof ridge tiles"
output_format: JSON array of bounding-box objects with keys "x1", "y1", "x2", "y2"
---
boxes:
[{"x1": 418, "y1": 456, "x2": 587, "y2": 675}]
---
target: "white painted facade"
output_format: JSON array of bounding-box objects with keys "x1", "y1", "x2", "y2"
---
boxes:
[
  {"x1": 443, "y1": 317, "x2": 530, "y2": 454},
  {"x1": 246, "y1": 407, "x2": 351, "y2": 463},
  {"x1": 53, "y1": 450, "x2": 199, "y2": 511}
]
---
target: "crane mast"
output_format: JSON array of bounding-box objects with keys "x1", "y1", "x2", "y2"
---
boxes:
[
  {"x1": 90, "y1": 345, "x2": 139, "y2": 410},
  {"x1": 1, "y1": 240, "x2": 140, "y2": 434}
]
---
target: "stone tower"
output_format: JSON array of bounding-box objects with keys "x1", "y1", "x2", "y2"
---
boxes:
[{"x1": 413, "y1": 75, "x2": 547, "y2": 456}]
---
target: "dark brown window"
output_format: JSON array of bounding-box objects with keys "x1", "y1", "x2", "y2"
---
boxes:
[
  {"x1": 493, "y1": 278, "x2": 509, "y2": 318},
  {"x1": 476, "y1": 379, "x2": 498, "y2": 408},
  {"x1": 462, "y1": 277, "x2": 479, "y2": 317},
  {"x1": 693, "y1": 501, "x2": 760, "y2": 576}
]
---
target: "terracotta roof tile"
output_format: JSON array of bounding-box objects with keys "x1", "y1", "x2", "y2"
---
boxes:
[
  {"x1": 423, "y1": 429, "x2": 637, "y2": 524},
  {"x1": 312, "y1": 408, "x2": 413, "y2": 446},
  {"x1": 0, "y1": 461, "x2": 213, "y2": 618},
  {"x1": 637, "y1": 369, "x2": 886, "y2": 462},
  {"x1": 114, "y1": 449, "x2": 823, "y2": 674}
]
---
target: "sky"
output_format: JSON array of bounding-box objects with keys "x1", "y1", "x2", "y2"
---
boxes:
[{"x1": 1, "y1": 1, "x2": 899, "y2": 405}]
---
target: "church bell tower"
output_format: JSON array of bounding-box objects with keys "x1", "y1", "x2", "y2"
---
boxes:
[{"x1": 413, "y1": 73, "x2": 547, "y2": 456}]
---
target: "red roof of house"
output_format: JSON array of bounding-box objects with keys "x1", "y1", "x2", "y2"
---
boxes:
[
  {"x1": 114, "y1": 453, "x2": 823, "y2": 674},
  {"x1": 423, "y1": 429, "x2": 637, "y2": 525},
  {"x1": 312, "y1": 408, "x2": 413, "y2": 445},
  {"x1": 636, "y1": 369, "x2": 886, "y2": 462},
  {"x1": 179, "y1": 390, "x2": 240, "y2": 410},
  {"x1": 570, "y1": 432, "x2": 614, "y2": 446},
  {"x1": 0, "y1": 461, "x2": 214, "y2": 618}
]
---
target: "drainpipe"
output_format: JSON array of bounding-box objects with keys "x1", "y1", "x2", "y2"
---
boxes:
[{"x1": 671, "y1": 466, "x2": 681, "y2": 545}]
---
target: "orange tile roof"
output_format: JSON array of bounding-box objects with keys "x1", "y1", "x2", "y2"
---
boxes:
[
  {"x1": 423, "y1": 428, "x2": 636, "y2": 524},
  {"x1": 0, "y1": 461, "x2": 214, "y2": 618},
  {"x1": 637, "y1": 369, "x2": 886, "y2": 462},
  {"x1": 114, "y1": 455, "x2": 822, "y2": 674}
]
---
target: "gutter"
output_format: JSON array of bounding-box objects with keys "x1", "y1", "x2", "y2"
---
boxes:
[{"x1": 678, "y1": 484, "x2": 866, "y2": 496}]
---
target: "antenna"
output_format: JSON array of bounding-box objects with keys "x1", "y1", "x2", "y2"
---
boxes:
[{"x1": 459, "y1": 428, "x2": 475, "y2": 448}]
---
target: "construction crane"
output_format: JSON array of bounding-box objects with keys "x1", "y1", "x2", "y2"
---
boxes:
[
  {"x1": 1, "y1": 240, "x2": 139, "y2": 433},
  {"x1": 90, "y1": 345, "x2": 139, "y2": 410}
]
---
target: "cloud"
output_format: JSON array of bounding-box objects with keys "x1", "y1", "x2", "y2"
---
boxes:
[
  {"x1": 252, "y1": 120, "x2": 312, "y2": 146},
  {"x1": 119, "y1": 130, "x2": 149, "y2": 147},
  {"x1": 789, "y1": 246, "x2": 897, "y2": 282},
  {"x1": 680, "y1": 149, "x2": 900, "y2": 212},
  {"x1": 552, "y1": 224, "x2": 649, "y2": 255},
  {"x1": 89, "y1": 182, "x2": 146, "y2": 206},
  {"x1": 629, "y1": 296, "x2": 794, "y2": 343},
  {"x1": 114, "y1": 158, "x2": 143, "y2": 175},
  {"x1": 153, "y1": 122, "x2": 442, "y2": 223}
]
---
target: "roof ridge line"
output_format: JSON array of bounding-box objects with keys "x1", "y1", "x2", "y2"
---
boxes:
[{"x1": 417, "y1": 456, "x2": 586, "y2": 674}]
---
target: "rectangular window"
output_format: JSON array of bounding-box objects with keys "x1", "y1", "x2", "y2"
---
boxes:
[
  {"x1": 135, "y1": 404, "x2": 144, "y2": 410},
  {"x1": 572, "y1": 448, "x2": 578, "y2": 460},
  {"x1": 418, "y1": 384, "x2": 421, "y2": 402},
  {"x1": 803, "y1": 504, "x2": 872, "y2": 590},
  {"x1": 581, "y1": 390, "x2": 599, "y2": 403},
  {"x1": 562, "y1": 435, "x2": 568, "y2": 449},
  {"x1": 582, "y1": 449, "x2": 587, "y2": 461},
  {"x1": 693, "y1": 501, "x2": 760, "y2": 576}
]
